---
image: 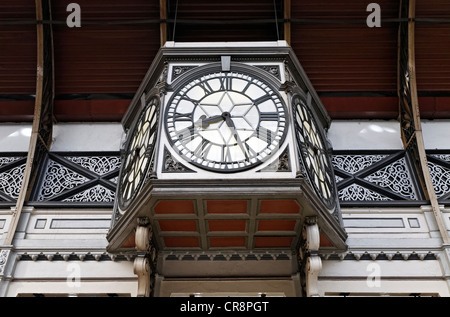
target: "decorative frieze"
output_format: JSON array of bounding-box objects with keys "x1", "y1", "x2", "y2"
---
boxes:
[
  {"x1": 16, "y1": 251, "x2": 134, "y2": 262},
  {"x1": 321, "y1": 251, "x2": 438, "y2": 261}
]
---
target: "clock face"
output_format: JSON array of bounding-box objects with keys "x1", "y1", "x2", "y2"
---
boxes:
[
  {"x1": 118, "y1": 95, "x2": 159, "y2": 212},
  {"x1": 165, "y1": 70, "x2": 288, "y2": 172},
  {"x1": 292, "y1": 95, "x2": 336, "y2": 210}
]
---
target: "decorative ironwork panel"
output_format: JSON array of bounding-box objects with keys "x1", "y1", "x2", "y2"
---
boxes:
[
  {"x1": 364, "y1": 158, "x2": 417, "y2": 200},
  {"x1": 331, "y1": 155, "x2": 388, "y2": 174},
  {"x1": 427, "y1": 152, "x2": 450, "y2": 200},
  {"x1": 37, "y1": 160, "x2": 90, "y2": 201},
  {"x1": 428, "y1": 161, "x2": 450, "y2": 199},
  {"x1": 109, "y1": 176, "x2": 118, "y2": 184},
  {"x1": 0, "y1": 157, "x2": 22, "y2": 168},
  {"x1": 34, "y1": 153, "x2": 120, "y2": 205},
  {"x1": 335, "y1": 175, "x2": 344, "y2": 183},
  {"x1": 430, "y1": 154, "x2": 450, "y2": 162},
  {"x1": 0, "y1": 163, "x2": 26, "y2": 200},
  {"x1": 64, "y1": 156, "x2": 121, "y2": 176},
  {"x1": 63, "y1": 185, "x2": 115, "y2": 203},
  {"x1": 338, "y1": 183, "x2": 392, "y2": 202},
  {"x1": 0, "y1": 154, "x2": 27, "y2": 202},
  {"x1": 333, "y1": 151, "x2": 422, "y2": 204}
]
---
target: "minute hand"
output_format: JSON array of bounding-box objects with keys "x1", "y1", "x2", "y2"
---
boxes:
[{"x1": 222, "y1": 112, "x2": 249, "y2": 160}]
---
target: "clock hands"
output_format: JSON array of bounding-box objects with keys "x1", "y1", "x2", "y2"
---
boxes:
[
  {"x1": 194, "y1": 114, "x2": 224, "y2": 128},
  {"x1": 222, "y1": 112, "x2": 249, "y2": 160},
  {"x1": 191, "y1": 112, "x2": 250, "y2": 160}
]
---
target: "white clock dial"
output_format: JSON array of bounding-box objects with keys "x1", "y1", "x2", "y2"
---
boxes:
[
  {"x1": 165, "y1": 70, "x2": 288, "y2": 172},
  {"x1": 293, "y1": 95, "x2": 336, "y2": 210},
  {"x1": 118, "y1": 95, "x2": 159, "y2": 212}
]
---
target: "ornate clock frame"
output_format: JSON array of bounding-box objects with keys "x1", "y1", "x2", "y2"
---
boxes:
[{"x1": 107, "y1": 41, "x2": 347, "y2": 297}]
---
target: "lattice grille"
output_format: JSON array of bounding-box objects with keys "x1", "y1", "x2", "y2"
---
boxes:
[
  {"x1": 427, "y1": 153, "x2": 450, "y2": 200},
  {"x1": 0, "y1": 163, "x2": 26, "y2": 200},
  {"x1": 333, "y1": 151, "x2": 420, "y2": 204},
  {"x1": 34, "y1": 153, "x2": 120, "y2": 204},
  {"x1": 63, "y1": 185, "x2": 115, "y2": 203},
  {"x1": 0, "y1": 155, "x2": 27, "y2": 202},
  {"x1": 332, "y1": 154, "x2": 388, "y2": 174},
  {"x1": 37, "y1": 160, "x2": 89, "y2": 201},
  {"x1": 364, "y1": 158, "x2": 417, "y2": 200},
  {"x1": 338, "y1": 183, "x2": 392, "y2": 202}
]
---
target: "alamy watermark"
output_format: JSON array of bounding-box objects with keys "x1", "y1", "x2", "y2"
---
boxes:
[
  {"x1": 366, "y1": 263, "x2": 381, "y2": 288},
  {"x1": 65, "y1": 3, "x2": 382, "y2": 29},
  {"x1": 66, "y1": 3, "x2": 81, "y2": 28},
  {"x1": 66, "y1": 262, "x2": 81, "y2": 288},
  {"x1": 367, "y1": 3, "x2": 382, "y2": 28}
]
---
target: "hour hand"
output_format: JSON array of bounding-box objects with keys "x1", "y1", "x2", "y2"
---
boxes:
[{"x1": 194, "y1": 114, "x2": 224, "y2": 128}]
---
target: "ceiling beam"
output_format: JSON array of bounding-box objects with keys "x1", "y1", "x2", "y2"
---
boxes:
[
  {"x1": 4, "y1": 0, "x2": 54, "y2": 245},
  {"x1": 284, "y1": 0, "x2": 291, "y2": 45},
  {"x1": 160, "y1": 0, "x2": 167, "y2": 47},
  {"x1": 398, "y1": 0, "x2": 450, "y2": 245}
]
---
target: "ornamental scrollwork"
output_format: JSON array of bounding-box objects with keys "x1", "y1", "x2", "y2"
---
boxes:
[
  {"x1": 37, "y1": 160, "x2": 89, "y2": 201},
  {"x1": 338, "y1": 183, "x2": 392, "y2": 201},
  {"x1": 332, "y1": 155, "x2": 387, "y2": 174},
  {"x1": 430, "y1": 154, "x2": 450, "y2": 162},
  {"x1": 428, "y1": 161, "x2": 450, "y2": 198},
  {"x1": 64, "y1": 156, "x2": 121, "y2": 176},
  {"x1": 0, "y1": 157, "x2": 22, "y2": 168},
  {"x1": 63, "y1": 185, "x2": 115, "y2": 203},
  {"x1": 0, "y1": 163, "x2": 26, "y2": 199},
  {"x1": 163, "y1": 148, "x2": 194, "y2": 173},
  {"x1": 364, "y1": 158, "x2": 417, "y2": 200}
]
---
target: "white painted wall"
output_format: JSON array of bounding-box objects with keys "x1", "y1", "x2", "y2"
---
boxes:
[
  {"x1": 51, "y1": 123, "x2": 124, "y2": 152},
  {"x1": 0, "y1": 123, "x2": 125, "y2": 152},
  {"x1": 8, "y1": 261, "x2": 136, "y2": 297},
  {"x1": 422, "y1": 120, "x2": 450, "y2": 150},
  {"x1": 328, "y1": 119, "x2": 450, "y2": 151},
  {"x1": 328, "y1": 120, "x2": 403, "y2": 150},
  {"x1": 0, "y1": 124, "x2": 32, "y2": 152}
]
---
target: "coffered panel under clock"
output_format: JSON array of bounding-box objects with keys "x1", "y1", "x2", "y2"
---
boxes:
[{"x1": 146, "y1": 198, "x2": 303, "y2": 251}]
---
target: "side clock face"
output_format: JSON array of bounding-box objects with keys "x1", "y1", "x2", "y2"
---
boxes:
[
  {"x1": 292, "y1": 95, "x2": 336, "y2": 210},
  {"x1": 118, "y1": 95, "x2": 159, "y2": 212},
  {"x1": 165, "y1": 70, "x2": 288, "y2": 172}
]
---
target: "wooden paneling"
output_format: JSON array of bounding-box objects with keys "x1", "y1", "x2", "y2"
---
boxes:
[
  {"x1": 0, "y1": 0, "x2": 36, "y2": 95},
  {"x1": 1, "y1": 0, "x2": 450, "y2": 121}
]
